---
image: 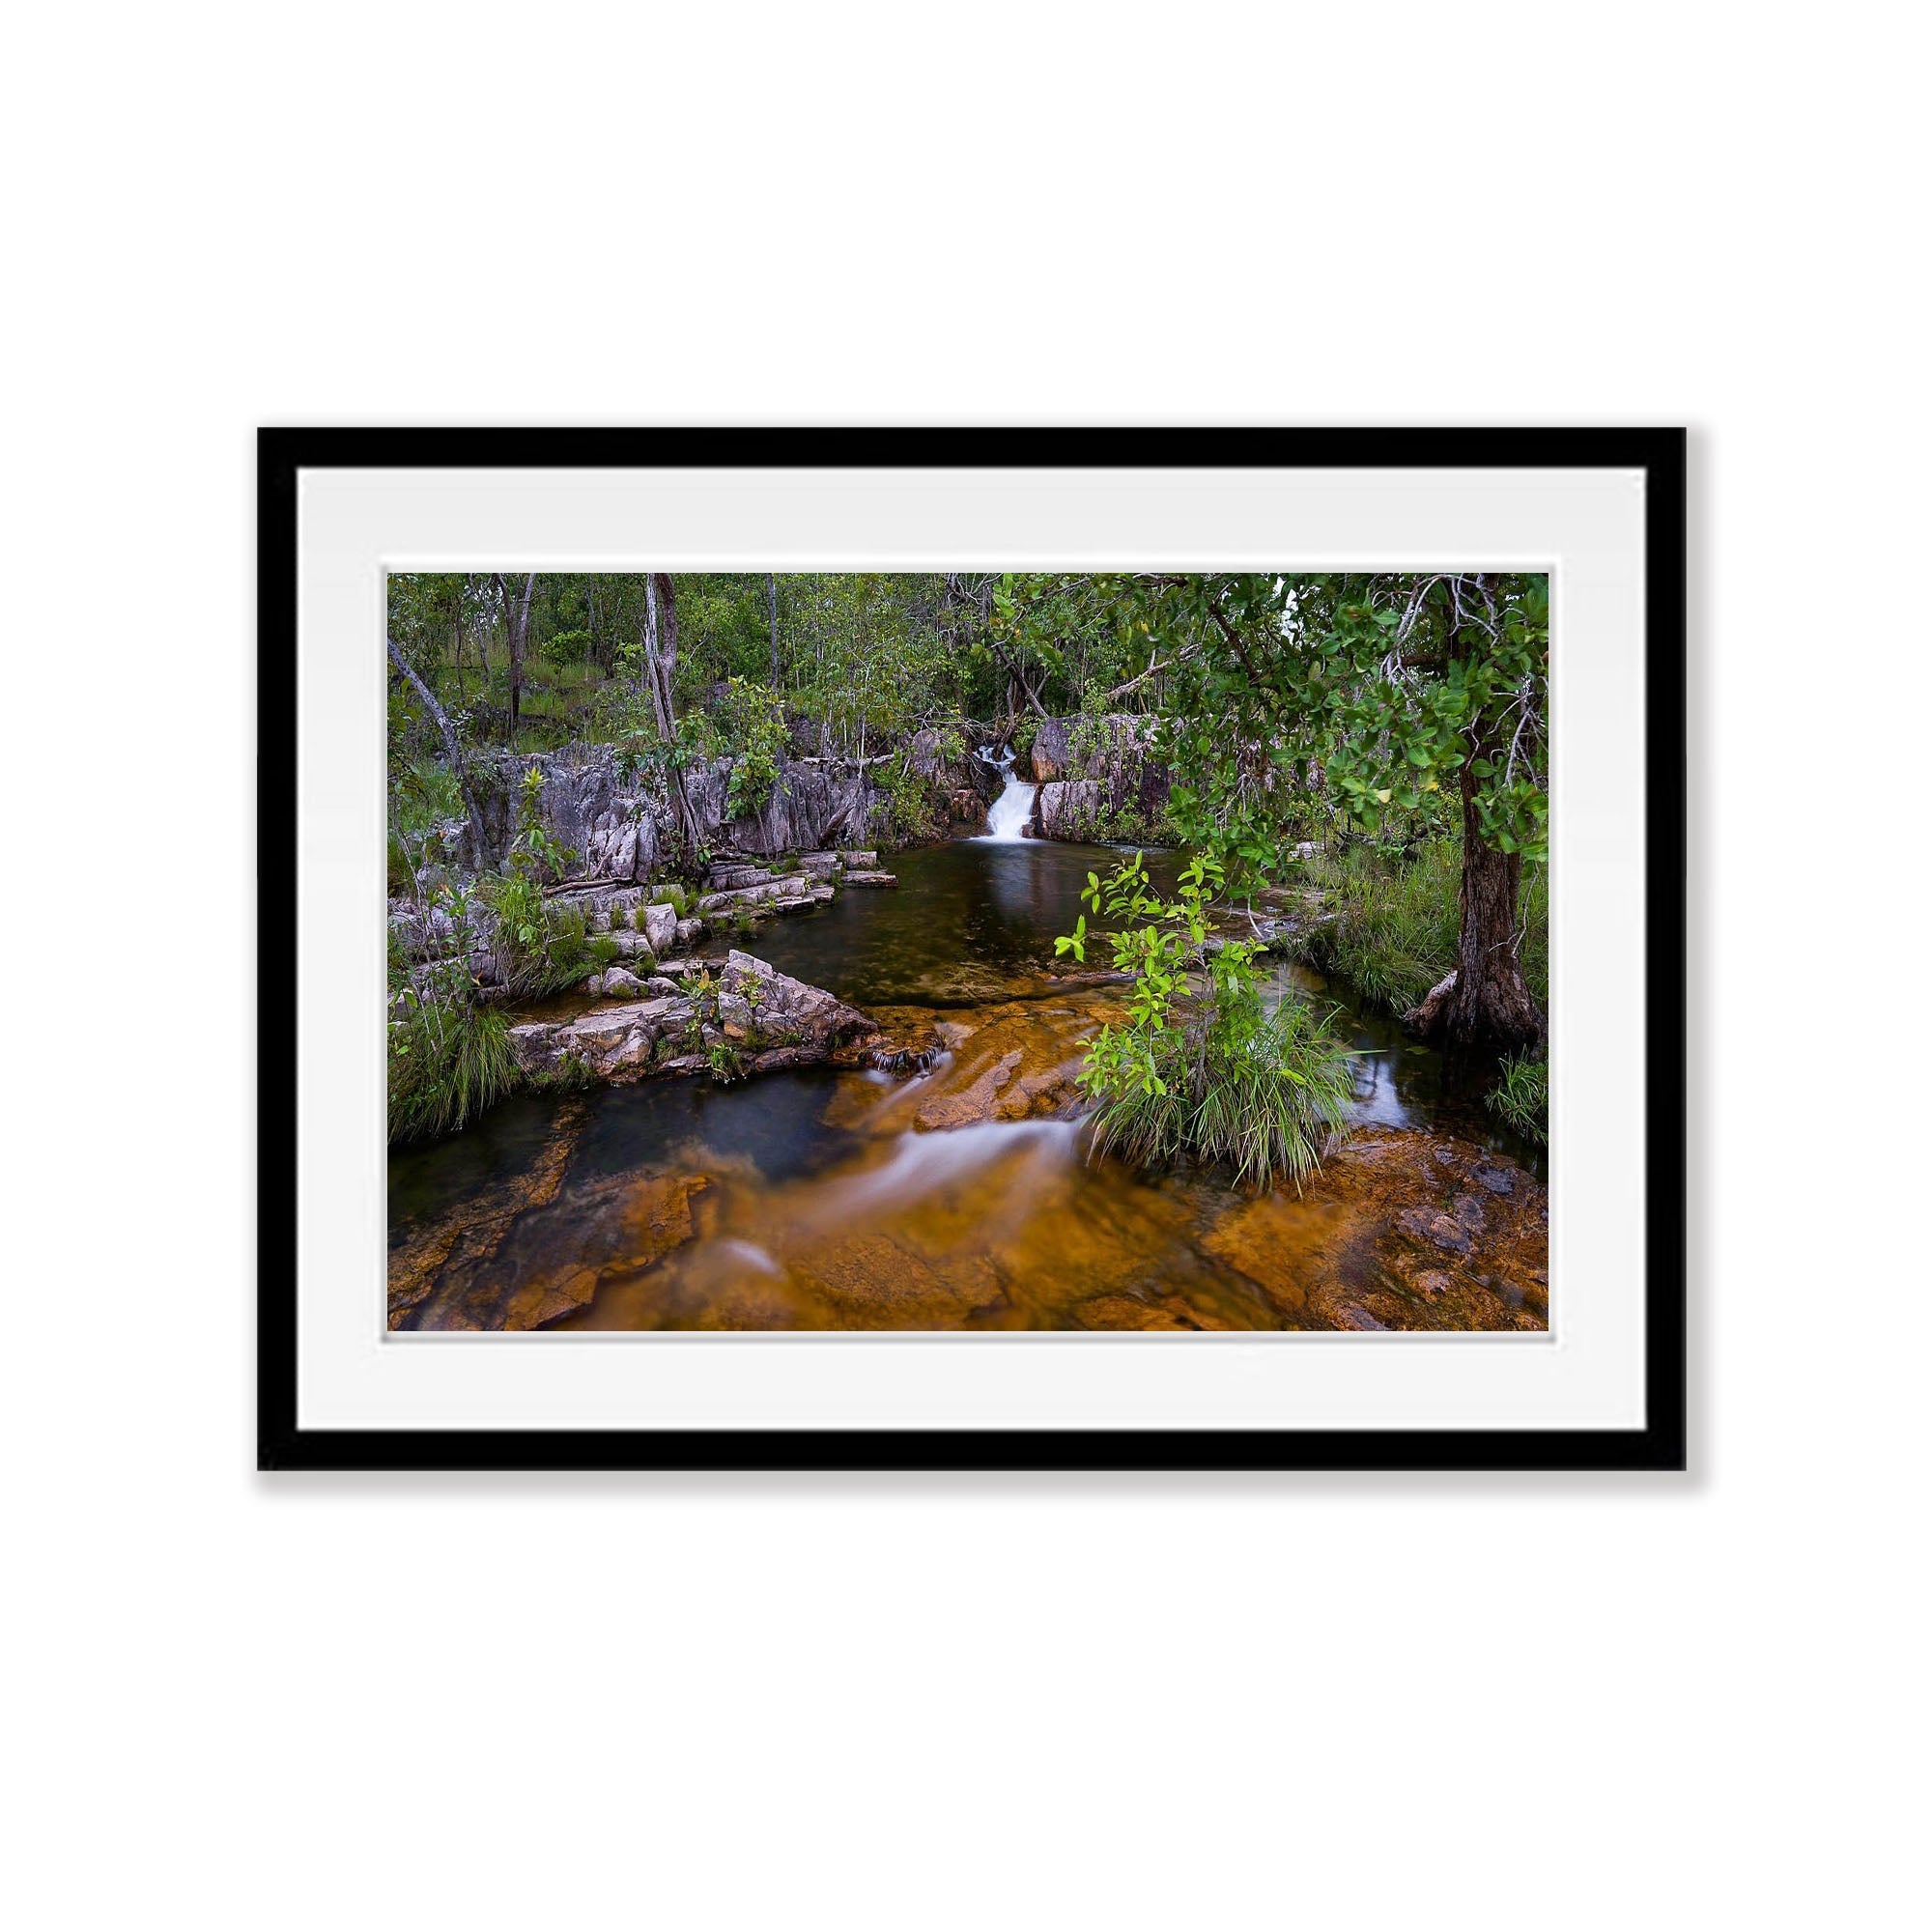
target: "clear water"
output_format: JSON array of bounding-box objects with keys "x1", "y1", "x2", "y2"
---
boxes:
[{"x1": 389, "y1": 832, "x2": 1543, "y2": 1330}]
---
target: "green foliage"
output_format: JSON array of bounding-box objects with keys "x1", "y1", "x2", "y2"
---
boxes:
[
  {"x1": 483, "y1": 875, "x2": 599, "y2": 997},
  {"x1": 1009, "y1": 573, "x2": 1548, "y2": 884},
  {"x1": 532, "y1": 1052, "x2": 596, "y2": 1094},
  {"x1": 387, "y1": 1000, "x2": 518, "y2": 1145},
  {"x1": 589, "y1": 934, "x2": 621, "y2": 968},
  {"x1": 878, "y1": 758, "x2": 943, "y2": 845},
  {"x1": 1287, "y1": 840, "x2": 1462, "y2": 1011},
  {"x1": 1488, "y1": 1052, "x2": 1549, "y2": 1143},
  {"x1": 706, "y1": 1039, "x2": 745, "y2": 1084},
  {"x1": 651, "y1": 884, "x2": 693, "y2": 919},
  {"x1": 1286, "y1": 839, "x2": 1548, "y2": 1015},
  {"x1": 540, "y1": 627, "x2": 595, "y2": 669},
  {"x1": 1058, "y1": 853, "x2": 1354, "y2": 1190},
  {"x1": 722, "y1": 676, "x2": 788, "y2": 819}
]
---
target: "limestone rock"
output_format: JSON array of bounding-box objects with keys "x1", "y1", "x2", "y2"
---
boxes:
[
  {"x1": 641, "y1": 901, "x2": 678, "y2": 953},
  {"x1": 1034, "y1": 779, "x2": 1101, "y2": 840}
]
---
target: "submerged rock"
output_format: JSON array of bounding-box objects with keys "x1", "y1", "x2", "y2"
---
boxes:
[
  {"x1": 387, "y1": 1099, "x2": 592, "y2": 1329},
  {"x1": 1206, "y1": 1130, "x2": 1550, "y2": 1332}
]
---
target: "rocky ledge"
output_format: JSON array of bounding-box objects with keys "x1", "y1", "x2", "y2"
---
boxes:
[{"x1": 507, "y1": 950, "x2": 878, "y2": 1085}]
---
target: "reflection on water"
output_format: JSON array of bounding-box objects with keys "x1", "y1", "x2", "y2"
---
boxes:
[
  {"x1": 390, "y1": 834, "x2": 1547, "y2": 1331},
  {"x1": 743, "y1": 838, "x2": 1181, "y2": 1007}
]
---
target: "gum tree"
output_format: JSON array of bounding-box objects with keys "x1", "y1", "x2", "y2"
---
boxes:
[{"x1": 1007, "y1": 571, "x2": 1549, "y2": 1049}]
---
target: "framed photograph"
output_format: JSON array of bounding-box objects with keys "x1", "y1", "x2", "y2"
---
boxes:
[{"x1": 259, "y1": 427, "x2": 1685, "y2": 1471}]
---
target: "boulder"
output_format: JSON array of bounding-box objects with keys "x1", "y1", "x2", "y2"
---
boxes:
[
  {"x1": 506, "y1": 956, "x2": 872, "y2": 1090},
  {"x1": 674, "y1": 917, "x2": 706, "y2": 950},
  {"x1": 598, "y1": 966, "x2": 646, "y2": 999},
  {"x1": 1034, "y1": 780, "x2": 1101, "y2": 840},
  {"x1": 641, "y1": 901, "x2": 678, "y2": 953},
  {"x1": 1024, "y1": 715, "x2": 1172, "y2": 836}
]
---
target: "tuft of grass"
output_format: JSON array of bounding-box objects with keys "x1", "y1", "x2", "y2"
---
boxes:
[
  {"x1": 1487, "y1": 1052, "x2": 1548, "y2": 1143},
  {"x1": 1285, "y1": 838, "x2": 1548, "y2": 1015},
  {"x1": 484, "y1": 882, "x2": 601, "y2": 998},
  {"x1": 1088, "y1": 997, "x2": 1355, "y2": 1193},
  {"x1": 651, "y1": 884, "x2": 693, "y2": 919},
  {"x1": 388, "y1": 1001, "x2": 519, "y2": 1144}
]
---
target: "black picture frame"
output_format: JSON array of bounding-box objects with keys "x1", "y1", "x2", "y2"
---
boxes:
[{"x1": 258, "y1": 427, "x2": 1686, "y2": 1473}]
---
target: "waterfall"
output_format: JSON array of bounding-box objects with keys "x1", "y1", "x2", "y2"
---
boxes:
[{"x1": 973, "y1": 746, "x2": 1037, "y2": 841}]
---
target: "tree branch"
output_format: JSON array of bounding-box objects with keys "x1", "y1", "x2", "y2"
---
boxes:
[{"x1": 388, "y1": 635, "x2": 491, "y2": 867}]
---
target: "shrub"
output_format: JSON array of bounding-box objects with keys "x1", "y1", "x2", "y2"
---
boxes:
[
  {"x1": 722, "y1": 676, "x2": 787, "y2": 819},
  {"x1": 540, "y1": 628, "x2": 595, "y2": 670},
  {"x1": 485, "y1": 875, "x2": 599, "y2": 997},
  {"x1": 1059, "y1": 852, "x2": 1354, "y2": 1190},
  {"x1": 878, "y1": 759, "x2": 942, "y2": 845}
]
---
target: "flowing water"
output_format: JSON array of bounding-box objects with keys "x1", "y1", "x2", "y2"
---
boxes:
[
  {"x1": 388, "y1": 831, "x2": 1547, "y2": 1332},
  {"x1": 974, "y1": 745, "x2": 1037, "y2": 841}
]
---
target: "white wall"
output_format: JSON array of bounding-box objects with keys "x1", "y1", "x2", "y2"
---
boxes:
[{"x1": 5, "y1": 6, "x2": 1923, "y2": 1928}]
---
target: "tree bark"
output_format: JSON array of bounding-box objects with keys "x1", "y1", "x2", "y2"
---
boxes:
[
  {"x1": 641, "y1": 574, "x2": 701, "y2": 851},
  {"x1": 493, "y1": 572, "x2": 537, "y2": 746},
  {"x1": 1405, "y1": 575, "x2": 1546, "y2": 1050},
  {"x1": 768, "y1": 572, "x2": 781, "y2": 688},
  {"x1": 387, "y1": 635, "x2": 492, "y2": 867}
]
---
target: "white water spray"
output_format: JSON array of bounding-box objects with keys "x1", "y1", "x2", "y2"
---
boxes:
[{"x1": 973, "y1": 745, "x2": 1037, "y2": 841}]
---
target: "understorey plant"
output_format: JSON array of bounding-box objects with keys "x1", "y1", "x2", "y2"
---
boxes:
[{"x1": 1058, "y1": 851, "x2": 1354, "y2": 1191}]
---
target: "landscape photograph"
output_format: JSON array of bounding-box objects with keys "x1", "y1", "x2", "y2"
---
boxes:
[{"x1": 386, "y1": 569, "x2": 1550, "y2": 1333}]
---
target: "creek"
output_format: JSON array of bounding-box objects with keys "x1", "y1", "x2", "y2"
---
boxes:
[{"x1": 388, "y1": 831, "x2": 1546, "y2": 1332}]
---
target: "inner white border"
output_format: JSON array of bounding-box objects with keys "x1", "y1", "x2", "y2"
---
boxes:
[{"x1": 296, "y1": 465, "x2": 1644, "y2": 1431}]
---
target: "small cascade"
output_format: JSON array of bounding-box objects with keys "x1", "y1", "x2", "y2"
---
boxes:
[{"x1": 973, "y1": 745, "x2": 1037, "y2": 842}]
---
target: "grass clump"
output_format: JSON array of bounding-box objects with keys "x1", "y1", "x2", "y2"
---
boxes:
[
  {"x1": 1487, "y1": 1052, "x2": 1548, "y2": 1143},
  {"x1": 388, "y1": 999, "x2": 518, "y2": 1144},
  {"x1": 650, "y1": 884, "x2": 694, "y2": 920},
  {"x1": 1285, "y1": 838, "x2": 1548, "y2": 1015},
  {"x1": 1061, "y1": 852, "x2": 1354, "y2": 1191}
]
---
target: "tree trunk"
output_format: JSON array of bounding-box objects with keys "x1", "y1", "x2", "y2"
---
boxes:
[
  {"x1": 493, "y1": 572, "x2": 537, "y2": 746},
  {"x1": 641, "y1": 575, "x2": 670, "y2": 736},
  {"x1": 768, "y1": 572, "x2": 781, "y2": 688},
  {"x1": 1406, "y1": 575, "x2": 1546, "y2": 1051},
  {"x1": 387, "y1": 636, "x2": 491, "y2": 867},
  {"x1": 642, "y1": 574, "x2": 701, "y2": 851},
  {"x1": 1434, "y1": 751, "x2": 1545, "y2": 1047}
]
